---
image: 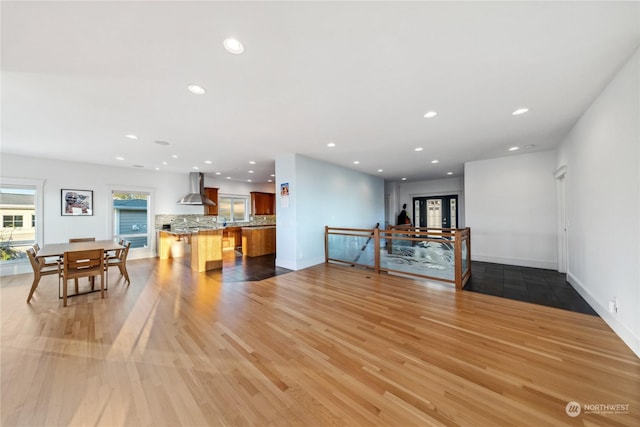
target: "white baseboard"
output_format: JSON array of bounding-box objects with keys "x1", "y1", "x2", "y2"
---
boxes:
[
  {"x1": 472, "y1": 254, "x2": 557, "y2": 270},
  {"x1": 567, "y1": 272, "x2": 640, "y2": 358}
]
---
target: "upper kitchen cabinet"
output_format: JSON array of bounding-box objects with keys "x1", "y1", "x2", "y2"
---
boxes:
[
  {"x1": 204, "y1": 187, "x2": 219, "y2": 215},
  {"x1": 251, "y1": 192, "x2": 275, "y2": 215}
]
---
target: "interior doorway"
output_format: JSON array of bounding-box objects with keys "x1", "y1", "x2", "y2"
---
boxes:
[{"x1": 413, "y1": 195, "x2": 458, "y2": 228}]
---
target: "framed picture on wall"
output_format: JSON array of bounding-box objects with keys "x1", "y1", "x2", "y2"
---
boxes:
[{"x1": 61, "y1": 189, "x2": 93, "y2": 216}]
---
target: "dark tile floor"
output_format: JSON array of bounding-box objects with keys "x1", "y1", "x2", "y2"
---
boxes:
[
  {"x1": 463, "y1": 262, "x2": 597, "y2": 316},
  {"x1": 207, "y1": 251, "x2": 291, "y2": 282}
]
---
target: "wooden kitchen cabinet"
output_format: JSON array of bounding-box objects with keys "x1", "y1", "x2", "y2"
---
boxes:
[
  {"x1": 204, "y1": 187, "x2": 219, "y2": 215},
  {"x1": 242, "y1": 226, "x2": 276, "y2": 257},
  {"x1": 250, "y1": 192, "x2": 275, "y2": 215},
  {"x1": 222, "y1": 226, "x2": 242, "y2": 251}
]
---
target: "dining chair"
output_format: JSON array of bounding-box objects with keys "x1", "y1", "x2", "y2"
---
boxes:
[
  {"x1": 68, "y1": 237, "x2": 96, "y2": 291},
  {"x1": 60, "y1": 248, "x2": 105, "y2": 307},
  {"x1": 105, "y1": 240, "x2": 131, "y2": 284},
  {"x1": 33, "y1": 244, "x2": 61, "y2": 268},
  {"x1": 106, "y1": 239, "x2": 124, "y2": 261},
  {"x1": 26, "y1": 247, "x2": 60, "y2": 303}
]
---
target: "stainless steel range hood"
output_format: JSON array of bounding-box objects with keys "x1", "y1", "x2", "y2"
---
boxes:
[{"x1": 177, "y1": 172, "x2": 216, "y2": 206}]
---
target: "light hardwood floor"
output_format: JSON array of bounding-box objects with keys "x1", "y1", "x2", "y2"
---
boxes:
[{"x1": 1, "y1": 258, "x2": 639, "y2": 426}]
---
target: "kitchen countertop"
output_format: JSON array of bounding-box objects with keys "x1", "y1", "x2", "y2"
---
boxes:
[
  {"x1": 160, "y1": 227, "x2": 223, "y2": 235},
  {"x1": 160, "y1": 225, "x2": 276, "y2": 235}
]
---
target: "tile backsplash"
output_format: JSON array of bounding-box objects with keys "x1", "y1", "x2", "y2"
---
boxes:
[{"x1": 155, "y1": 214, "x2": 275, "y2": 230}]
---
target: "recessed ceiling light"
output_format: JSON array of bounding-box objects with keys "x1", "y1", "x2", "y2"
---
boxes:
[
  {"x1": 187, "y1": 84, "x2": 206, "y2": 95},
  {"x1": 204, "y1": 160, "x2": 212, "y2": 164},
  {"x1": 172, "y1": 154, "x2": 178, "y2": 159},
  {"x1": 268, "y1": 179, "x2": 273, "y2": 183},
  {"x1": 247, "y1": 179, "x2": 252, "y2": 182},
  {"x1": 125, "y1": 134, "x2": 138, "y2": 140},
  {"x1": 155, "y1": 167, "x2": 160, "y2": 171},
  {"x1": 401, "y1": 177, "x2": 407, "y2": 181},
  {"x1": 115, "y1": 156, "x2": 125, "y2": 161},
  {"x1": 414, "y1": 147, "x2": 424, "y2": 152},
  {"x1": 215, "y1": 172, "x2": 221, "y2": 175},
  {"x1": 155, "y1": 140, "x2": 170, "y2": 146},
  {"x1": 447, "y1": 172, "x2": 453, "y2": 175},
  {"x1": 162, "y1": 161, "x2": 168, "y2": 165},
  {"x1": 512, "y1": 108, "x2": 529, "y2": 116},
  {"x1": 509, "y1": 146, "x2": 520, "y2": 151},
  {"x1": 424, "y1": 111, "x2": 438, "y2": 119},
  {"x1": 377, "y1": 169, "x2": 383, "y2": 173},
  {"x1": 431, "y1": 160, "x2": 439, "y2": 164},
  {"x1": 270, "y1": 174, "x2": 275, "y2": 177},
  {"x1": 223, "y1": 38, "x2": 244, "y2": 54},
  {"x1": 226, "y1": 176, "x2": 231, "y2": 180},
  {"x1": 353, "y1": 161, "x2": 360, "y2": 165},
  {"x1": 524, "y1": 144, "x2": 535, "y2": 149},
  {"x1": 248, "y1": 170, "x2": 254, "y2": 174},
  {"x1": 192, "y1": 166, "x2": 199, "y2": 170},
  {"x1": 249, "y1": 161, "x2": 256, "y2": 165},
  {"x1": 327, "y1": 142, "x2": 336, "y2": 148}
]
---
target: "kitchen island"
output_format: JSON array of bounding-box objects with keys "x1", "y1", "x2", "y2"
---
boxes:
[
  {"x1": 158, "y1": 228, "x2": 223, "y2": 272},
  {"x1": 242, "y1": 226, "x2": 276, "y2": 257}
]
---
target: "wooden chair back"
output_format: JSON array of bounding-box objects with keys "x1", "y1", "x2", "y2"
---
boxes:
[
  {"x1": 69, "y1": 237, "x2": 96, "y2": 243},
  {"x1": 106, "y1": 240, "x2": 131, "y2": 284},
  {"x1": 27, "y1": 247, "x2": 57, "y2": 275},
  {"x1": 118, "y1": 240, "x2": 131, "y2": 262},
  {"x1": 61, "y1": 248, "x2": 105, "y2": 306},
  {"x1": 64, "y1": 249, "x2": 104, "y2": 279}
]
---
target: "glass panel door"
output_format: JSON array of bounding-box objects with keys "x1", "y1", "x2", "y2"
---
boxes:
[{"x1": 413, "y1": 195, "x2": 458, "y2": 229}]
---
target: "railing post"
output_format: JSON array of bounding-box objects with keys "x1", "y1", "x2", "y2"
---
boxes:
[
  {"x1": 454, "y1": 229, "x2": 462, "y2": 290},
  {"x1": 325, "y1": 226, "x2": 329, "y2": 264},
  {"x1": 467, "y1": 228, "x2": 471, "y2": 274},
  {"x1": 374, "y1": 227, "x2": 380, "y2": 273}
]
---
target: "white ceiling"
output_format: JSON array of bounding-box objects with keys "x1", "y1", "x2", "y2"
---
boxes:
[{"x1": 2, "y1": 1, "x2": 638, "y2": 184}]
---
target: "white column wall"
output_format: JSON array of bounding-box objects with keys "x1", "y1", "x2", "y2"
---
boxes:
[
  {"x1": 556, "y1": 48, "x2": 639, "y2": 356},
  {"x1": 464, "y1": 150, "x2": 558, "y2": 269},
  {"x1": 276, "y1": 154, "x2": 384, "y2": 271}
]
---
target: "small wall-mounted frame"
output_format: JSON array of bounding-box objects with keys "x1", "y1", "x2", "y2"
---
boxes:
[{"x1": 61, "y1": 189, "x2": 93, "y2": 216}]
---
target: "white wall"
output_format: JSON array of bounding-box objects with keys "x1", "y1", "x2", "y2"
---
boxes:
[
  {"x1": 557, "y1": 48, "x2": 639, "y2": 356},
  {"x1": 465, "y1": 150, "x2": 558, "y2": 269},
  {"x1": 276, "y1": 154, "x2": 384, "y2": 270},
  {"x1": 1, "y1": 153, "x2": 276, "y2": 262},
  {"x1": 275, "y1": 153, "x2": 298, "y2": 270}
]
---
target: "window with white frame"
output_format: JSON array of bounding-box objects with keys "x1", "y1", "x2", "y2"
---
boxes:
[
  {"x1": 3, "y1": 215, "x2": 23, "y2": 228},
  {"x1": 217, "y1": 195, "x2": 249, "y2": 222},
  {"x1": 112, "y1": 191, "x2": 150, "y2": 249},
  {"x1": 0, "y1": 185, "x2": 37, "y2": 264}
]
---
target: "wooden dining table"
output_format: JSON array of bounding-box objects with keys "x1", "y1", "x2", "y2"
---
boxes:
[
  {"x1": 36, "y1": 240, "x2": 126, "y2": 301},
  {"x1": 36, "y1": 240, "x2": 124, "y2": 258}
]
